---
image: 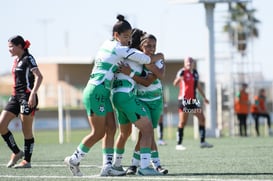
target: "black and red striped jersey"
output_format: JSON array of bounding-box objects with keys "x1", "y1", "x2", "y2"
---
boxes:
[{"x1": 177, "y1": 68, "x2": 199, "y2": 100}]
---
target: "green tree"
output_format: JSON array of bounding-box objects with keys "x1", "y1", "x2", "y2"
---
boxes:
[{"x1": 223, "y1": 2, "x2": 260, "y2": 56}]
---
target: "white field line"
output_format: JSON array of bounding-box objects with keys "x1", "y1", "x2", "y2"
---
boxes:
[
  {"x1": 1, "y1": 175, "x2": 270, "y2": 181},
  {"x1": 0, "y1": 164, "x2": 271, "y2": 181},
  {"x1": 0, "y1": 163, "x2": 101, "y2": 168}
]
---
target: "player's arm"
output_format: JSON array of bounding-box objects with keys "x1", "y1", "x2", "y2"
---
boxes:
[
  {"x1": 150, "y1": 53, "x2": 164, "y2": 63},
  {"x1": 115, "y1": 46, "x2": 150, "y2": 64},
  {"x1": 115, "y1": 46, "x2": 151, "y2": 64},
  {"x1": 117, "y1": 62, "x2": 156, "y2": 87},
  {"x1": 173, "y1": 68, "x2": 184, "y2": 87},
  {"x1": 28, "y1": 67, "x2": 43, "y2": 108},
  {"x1": 133, "y1": 73, "x2": 157, "y2": 87},
  {"x1": 145, "y1": 58, "x2": 165, "y2": 80},
  {"x1": 173, "y1": 69, "x2": 183, "y2": 87}
]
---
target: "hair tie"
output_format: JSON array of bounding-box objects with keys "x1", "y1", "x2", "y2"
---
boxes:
[{"x1": 24, "y1": 40, "x2": 31, "y2": 49}]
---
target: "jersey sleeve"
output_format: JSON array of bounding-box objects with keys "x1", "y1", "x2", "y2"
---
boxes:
[
  {"x1": 155, "y1": 59, "x2": 164, "y2": 69},
  {"x1": 115, "y1": 46, "x2": 151, "y2": 64},
  {"x1": 26, "y1": 55, "x2": 38, "y2": 71},
  {"x1": 176, "y1": 68, "x2": 184, "y2": 78}
]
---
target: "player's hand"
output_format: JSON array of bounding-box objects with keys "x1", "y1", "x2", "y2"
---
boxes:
[
  {"x1": 28, "y1": 93, "x2": 36, "y2": 108},
  {"x1": 118, "y1": 61, "x2": 131, "y2": 75}
]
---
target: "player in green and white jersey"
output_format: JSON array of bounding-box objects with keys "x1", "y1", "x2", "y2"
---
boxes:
[
  {"x1": 118, "y1": 32, "x2": 168, "y2": 175},
  {"x1": 112, "y1": 28, "x2": 164, "y2": 176},
  {"x1": 64, "y1": 15, "x2": 153, "y2": 177}
]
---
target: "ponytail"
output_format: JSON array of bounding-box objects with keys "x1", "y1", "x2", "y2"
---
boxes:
[
  {"x1": 24, "y1": 40, "x2": 31, "y2": 49},
  {"x1": 8, "y1": 35, "x2": 30, "y2": 54}
]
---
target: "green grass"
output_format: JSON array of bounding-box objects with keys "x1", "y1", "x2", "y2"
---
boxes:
[{"x1": 0, "y1": 128, "x2": 272, "y2": 181}]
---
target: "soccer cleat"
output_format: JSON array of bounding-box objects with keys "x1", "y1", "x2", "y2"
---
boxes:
[
  {"x1": 14, "y1": 160, "x2": 31, "y2": 169},
  {"x1": 156, "y1": 166, "x2": 168, "y2": 174},
  {"x1": 157, "y1": 139, "x2": 167, "y2": 146},
  {"x1": 100, "y1": 165, "x2": 112, "y2": 176},
  {"x1": 126, "y1": 165, "x2": 137, "y2": 175},
  {"x1": 64, "y1": 156, "x2": 83, "y2": 176},
  {"x1": 112, "y1": 165, "x2": 125, "y2": 172},
  {"x1": 7, "y1": 150, "x2": 24, "y2": 168},
  {"x1": 100, "y1": 164, "x2": 126, "y2": 176},
  {"x1": 200, "y1": 141, "x2": 213, "y2": 148},
  {"x1": 176, "y1": 144, "x2": 186, "y2": 150},
  {"x1": 138, "y1": 167, "x2": 162, "y2": 176},
  {"x1": 108, "y1": 165, "x2": 126, "y2": 176}
]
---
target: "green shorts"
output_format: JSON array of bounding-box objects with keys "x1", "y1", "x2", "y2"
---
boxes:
[
  {"x1": 82, "y1": 83, "x2": 113, "y2": 116},
  {"x1": 112, "y1": 92, "x2": 147, "y2": 125},
  {"x1": 140, "y1": 98, "x2": 163, "y2": 128}
]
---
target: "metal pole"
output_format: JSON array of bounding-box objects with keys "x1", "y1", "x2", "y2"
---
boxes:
[
  {"x1": 65, "y1": 109, "x2": 71, "y2": 143},
  {"x1": 58, "y1": 85, "x2": 64, "y2": 144},
  {"x1": 204, "y1": 3, "x2": 217, "y2": 137}
]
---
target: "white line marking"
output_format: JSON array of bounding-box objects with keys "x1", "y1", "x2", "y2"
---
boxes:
[
  {"x1": 0, "y1": 175, "x2": 271, "y2": 181},
  {"x1": 0, "y1": 175, "x2": 234, "y2": 180},
  {"x1": 0, "y1": 163, "x2": 101, "y2": 168},
  {"x1": 1, "y1": 164, "x2": 271, "y2": 181}
]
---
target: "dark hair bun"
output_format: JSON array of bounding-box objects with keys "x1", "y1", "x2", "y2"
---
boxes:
[{"x1": 117, "y1": 14, "x2": 125, "y2": 21}]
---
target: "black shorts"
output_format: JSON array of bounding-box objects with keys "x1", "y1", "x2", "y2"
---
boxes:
[
  {"x1": 178, "y1": 99, "x2": 201, "y2": 113},
  {"x1": 5, "y1": 93, "x2": 38, "y2": 116}
]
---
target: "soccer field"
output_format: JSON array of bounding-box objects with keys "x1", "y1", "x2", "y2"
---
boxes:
[{"x1": 0, "y1": 129, "x2": 272, "y2": 181}]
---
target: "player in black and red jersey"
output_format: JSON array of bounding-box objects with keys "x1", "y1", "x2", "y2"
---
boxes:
[
  {"x1": 173, "y1": 57, "x2": 213, "y2": 150},
  {"x1": 0, "y1": 35, "x2": 43, "y2": 168}
]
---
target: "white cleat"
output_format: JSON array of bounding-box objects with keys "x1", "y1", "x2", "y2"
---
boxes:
[
  {"x1": 100, "y1": 164, "x2": 126, "y2": 176},
  {"x1": 7, "y1": 150, "x2": 24, "y2": 168},
  {"x1": 64, "y1": 156, "x2": 83, "y2": 176},
  {"x1": 138, "y1": 167, "x2": 162, "y2": 176}
]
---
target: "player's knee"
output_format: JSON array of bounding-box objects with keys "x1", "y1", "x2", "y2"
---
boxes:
[
  {"x1": 119, "y1": 130, "x2": 131, "y2": 141},
  {"x1": 0, "y1": 122, "x2": 8, "y2": 134},
  {"x1": 141, "y1": 121, "x2": 153, "y2": 135},
  {"x1": 106, "y1": 127, "x2": 116, "y2": 136}
]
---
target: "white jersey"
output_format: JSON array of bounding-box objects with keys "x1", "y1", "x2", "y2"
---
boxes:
[
  {"x1": 112, "y1": 47, "x2": 152, "y2": 93},
  {"x1": 136, "y1": 59, "x2": 163, "y2": 101},
  {"x1": 88, "y1": 39, "x2": 151, "y2": 89}
]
